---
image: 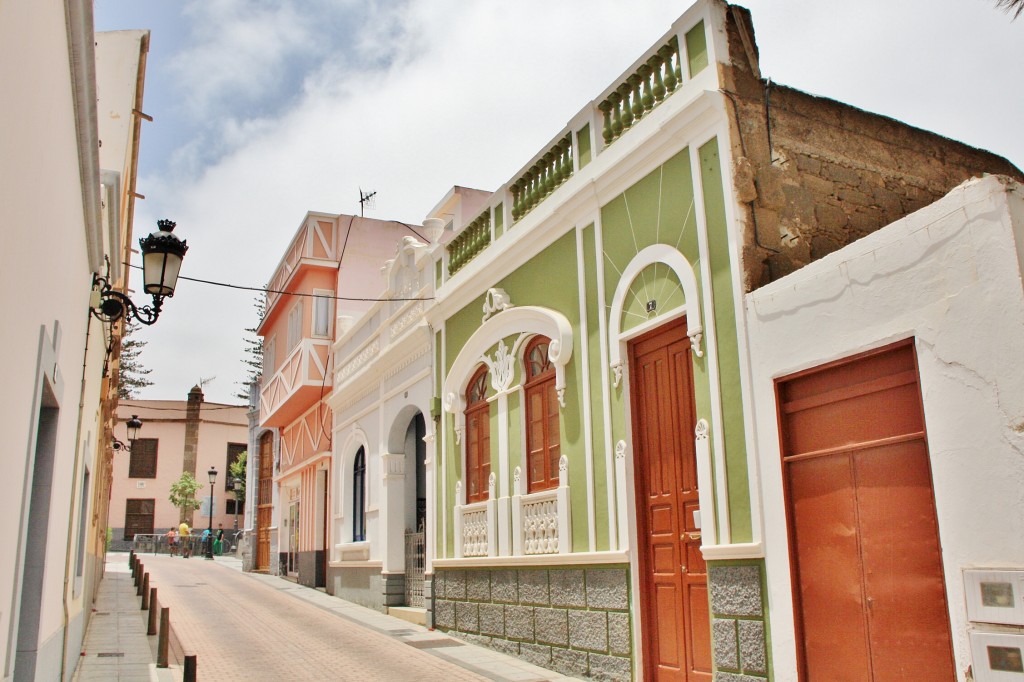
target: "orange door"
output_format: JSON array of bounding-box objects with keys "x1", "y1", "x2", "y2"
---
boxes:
[
  {"x1": 256, "y1": 432, "x2": 274, "y2": 572},
  {"x1": 629, "y1": 320, "x2": 711, "y2": 682},
  {"x1": 778, "y1": 341, "x2": 955, "y2": 681}
]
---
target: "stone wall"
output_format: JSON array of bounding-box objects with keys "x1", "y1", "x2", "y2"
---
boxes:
[
  {"x1": 327, "y1": 565, "x2": 386, "y2": 612},
  {"x1": 719, "y1": 3, "x2": 1024, "y2": 291},
  {"x1": 708, "y1": 562, "x2": 769, "y2": 681},
  {"x1": 433, "y1": 566, "x2": 632, "y2": 681}
]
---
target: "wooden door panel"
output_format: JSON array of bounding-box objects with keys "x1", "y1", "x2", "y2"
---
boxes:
[
  {"x1": 779, "y1": 341, "x2": 955, "y2": 681},
  {"x1": 854, "y1": 442, "x2": 955, "y2": 680},
  {"x1": 686, "y1": 582, "x2": 712, "y2": 675},
  {"x1": 788, "y1": 454, "x2": 871, "y2": 679},
  {"x1": 630, "y1": 320, "x2": 709, "y2": 682}
]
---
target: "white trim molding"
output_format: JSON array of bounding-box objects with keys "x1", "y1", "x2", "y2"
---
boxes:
[
  {"x1": 608, "y1": 244, "x2": 704, "y2": 387},
  {"x1": 443, "y1": 305, "x2": 574, "y2": 416}
]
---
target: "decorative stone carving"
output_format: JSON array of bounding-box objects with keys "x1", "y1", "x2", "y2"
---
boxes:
[
  {"x1": 695, "y1": 418, "x2": 709, "y2": 441},
  {"x1": 513, "y1": 466, "x2": 523, "y2": 496},
  {"x1": 462, "y1": 508, "x2": 489, "y2": 557},
  {"x1": 522, "y1": 496, "x2": 560, "y2": 555},
  {"x1": 615, "y1": 440, "x2": 627, "y2": 460},
  {"x1": 337, "y1": 338, "x2": 379, "y2": 381},
  {"x1": 611, "y1": 361, "x2": 624, "y2": 388},
  {"x1": 481, "y1": 287, "x2": 513, "y2": 323}
]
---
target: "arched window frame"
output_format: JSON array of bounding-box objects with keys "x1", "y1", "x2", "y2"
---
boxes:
[
  {"x1": 464, "y1": 366, "x2": 491, "y2": 504},
  {"x1": 352, "y1": 447, "x2": 366, "y2": 542},
  {"x1": 523, "y1": 336, "x2": 560, "y2": 493}
]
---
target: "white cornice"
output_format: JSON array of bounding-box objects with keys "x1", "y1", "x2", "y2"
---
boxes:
[{"x1": 425, "y1": 89, "x2": 725, "y2": 327}]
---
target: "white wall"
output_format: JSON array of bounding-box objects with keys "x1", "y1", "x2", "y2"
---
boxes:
[{"x1": 744, "y1": 175, "x2": 1024, "y2": 680}]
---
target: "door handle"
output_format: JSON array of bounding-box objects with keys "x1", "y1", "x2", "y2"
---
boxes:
[{"x1": 686, "y1": 532, "x2": 701, "y2": 542}]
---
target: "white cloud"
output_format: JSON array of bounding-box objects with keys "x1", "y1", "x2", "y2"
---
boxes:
[{"x1": 122, "y1": 0, "x2": 1023, "y2": 404}]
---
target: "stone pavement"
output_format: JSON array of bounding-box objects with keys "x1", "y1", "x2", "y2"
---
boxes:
[
  {"x1": 73, "y1": 556, "x2": 179, "y2": 681},
  {"x1": 115, "y1": 551, "x2": 580, "y2": 681}
]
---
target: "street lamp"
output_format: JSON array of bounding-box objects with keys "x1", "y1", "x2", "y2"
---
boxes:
[
  {"x1": 91, "y1": 219, "x2": 189, "y2": 326},
  {"x1": 112, "y1": 414, "x2": 143, "y2": 452},
  {"x1": 232, "y1": 477, "x2": 242, "y2": 531},
  {"x1": 205, "y1": 466, "x2": 217, "y2": 559}
]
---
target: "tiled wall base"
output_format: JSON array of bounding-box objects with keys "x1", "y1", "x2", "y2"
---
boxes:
[{"x1": 434, "y1": 566, "x2": 633, "y2": 681}]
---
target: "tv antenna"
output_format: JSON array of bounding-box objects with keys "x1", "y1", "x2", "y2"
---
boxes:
[
  {"x1": 358, "y1": 188, "x2": 377, "y2": 217},
  {"x1": 198, "y1": 375, "x2": 216, "y2": 389}
]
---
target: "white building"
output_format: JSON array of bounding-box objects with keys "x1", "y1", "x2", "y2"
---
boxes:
[
  {"x1": 745, "y1": 175, "x2": 1024, "y2": 681},
  {"x1": 327, "y1": 236, "x2": 437, "y2": 615},
  {"x1": 0, "y1": 2, "x2": 150, "y2": 680}
]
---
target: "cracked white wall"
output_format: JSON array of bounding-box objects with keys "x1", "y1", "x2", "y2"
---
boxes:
[{"x1": 742, "y1": 174, "x2": 1024, "y2": 681}]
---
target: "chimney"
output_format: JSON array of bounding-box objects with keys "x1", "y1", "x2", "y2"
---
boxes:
[{"x1": 181, "y1": 384, "x2": 203, "y2": 524}]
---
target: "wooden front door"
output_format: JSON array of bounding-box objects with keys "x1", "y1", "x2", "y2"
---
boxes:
[
  {"x1": 778, "y1": 341, "x2": 955, "y2": 681},
  {"x1": 629, "y1": 319, "x2": 711, "y2": 682},
  {"x1": 256, "y1": 432, "x2": 273, "y2": 571}
]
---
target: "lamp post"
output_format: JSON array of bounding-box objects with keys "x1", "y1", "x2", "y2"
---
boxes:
[
  {"x1": 232, "y1": 477, "x2": 242, "y2": 531},
  {"x1": 205, "y1": 466, "x2": 217, "y2": 559}
]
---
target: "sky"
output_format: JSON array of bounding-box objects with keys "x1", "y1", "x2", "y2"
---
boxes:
[{"x1": 94, "y1": 0, "x2": 1024, "y2": 406}]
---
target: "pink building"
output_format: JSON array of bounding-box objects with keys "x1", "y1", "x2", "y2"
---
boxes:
[
  {"x1": 110, "y1": 389, "x2": 248, "y2": 551},
  {"x1": 254, "y1": 212, "x2": 415, "y2": 585}
]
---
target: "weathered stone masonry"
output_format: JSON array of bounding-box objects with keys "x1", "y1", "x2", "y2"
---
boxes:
[
  {"x1": 433, "y1": 567, "x2": 632, "y2": 681},
  {"x1": 719, "y1": 4, "x2": 1023, "y2": 290}
]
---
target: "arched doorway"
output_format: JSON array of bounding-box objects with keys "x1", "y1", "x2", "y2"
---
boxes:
[{"x1": 401, "y1": 413, "x2": 426, "y2": 607}]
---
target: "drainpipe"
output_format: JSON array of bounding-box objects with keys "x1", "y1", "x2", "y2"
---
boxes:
[{"x1": 60, "y1": 307, "x2": 96, "y2": 681}]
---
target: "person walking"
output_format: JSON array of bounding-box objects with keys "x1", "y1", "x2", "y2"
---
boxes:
[
  {"x1": 179, "y1": 522, "x2": 192, "y2": 558},
  {"x1": 214, "y1": 524, "x2": 225, "y2": 556},
  {"x1": 165, "y1": 528, "x2": 178, "y2": 556}
]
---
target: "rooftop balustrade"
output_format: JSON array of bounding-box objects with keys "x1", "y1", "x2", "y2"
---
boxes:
[{"x1": 441, "y1": 12, "x2": 711, "y2": 280}]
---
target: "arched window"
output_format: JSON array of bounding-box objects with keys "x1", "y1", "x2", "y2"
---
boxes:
[
  {"x1": 353, "y1": 447, "x2": 366, "y2": 542},
  {"x1": 465, "y1": 366, "x2": 491, "y2": 504},
  {"x1": 524, "y1": 336, "x2": 560, "y2": 492}
]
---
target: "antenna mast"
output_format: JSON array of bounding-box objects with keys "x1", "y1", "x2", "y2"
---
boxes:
[{"x1": 358, "y1": 188, "x2": 377, "y2": 217}]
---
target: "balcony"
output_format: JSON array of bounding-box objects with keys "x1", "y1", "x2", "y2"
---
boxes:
[
  {"x1": 441, "y1": 11, "x2": 712, "y2": 280},
  {"x1": 260, "y1": 339, "x2": 333, "y2": 428}
]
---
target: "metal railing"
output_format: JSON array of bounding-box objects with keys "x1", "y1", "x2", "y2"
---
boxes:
[
  {"x1": 131, "y1": 531, "x2": 244, "y2": 556},
  {"x1": 404, "y1": 530, "x2": 425, "y2": 608}
]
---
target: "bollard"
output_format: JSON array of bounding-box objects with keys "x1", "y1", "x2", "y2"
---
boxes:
[
  {"x1": 147, "y1": 588, "x2": 158, "y2": 635},
  {"x1": 134, "y1": 562, "x2": 142, "y2": 591},
  {"x1": 137, "y1": 570, "x2": 146, "y2": 597},
  {"x1": 141, "y1": 574, "x2": 150, "y2": 609},
  {"x1": 129, "y1": 549, "x2": 135, "y2": 569},
  {"x1": 184, "y1": 655, "x2": 197, "y2": 682},
  {"x1": 157, "y1": 608, "x2": 169, "y2": 668}
]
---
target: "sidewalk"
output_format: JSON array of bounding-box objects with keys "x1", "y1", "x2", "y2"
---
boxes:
[
  {"x1": 78, "y1": 552, "x2": 578, "y2": 681},
  {"x1": 72, "y1": 556, "x2": 178, "y2": 682}
]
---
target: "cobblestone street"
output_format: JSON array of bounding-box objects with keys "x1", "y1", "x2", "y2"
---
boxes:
[{"x1": 139, "y1": 555, "x2": 497, "y2": 682}]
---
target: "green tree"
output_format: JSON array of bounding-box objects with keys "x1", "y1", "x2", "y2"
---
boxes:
[
  {"x1": 118, "y1": 320, "x2": 153, "y2": 398},
  {"x1": 995, "y1": 0, "x2": 1023, "y2": 18},
  {"x1": 235, "y1": 293, "x2": 266, "y2": 401},
  {"x1": 229, "y1": 450, "x2": 247, "y2": 506},
  {"x1": 168, "y1": 472, "x2": 203, "y2": 522}
]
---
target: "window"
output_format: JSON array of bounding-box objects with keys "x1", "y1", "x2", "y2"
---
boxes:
[
  {"x1": 313, "y1": 291, "x2": 333, "y2": 337},
  {"x1": 353, "y1": 447, "x2": 366, "y2": 542},
  {"x1": 288, "y1": 302, "x2": 302, "y2": 349},
  {"x1": 524, "y1": 336, "x2": 560, "y2": 492},
  {"x1": 465, "y1": 366, "x2": 491, "y2": 504},
  {"x1": 128, "y1": 438, "x2": 158, "y2": 478},
  {"x1": 225, "y1": 442, "x2": 246, "y2": 490},
  {"x1": 263, "y1": 336, "x2": 276, "y2": 380},
  {"x1": 123, "y1": 498, "x2": 155, "y2": 541},
  {"x1": 225, "y1": 499, "x2": 238, "y2": 515}
]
